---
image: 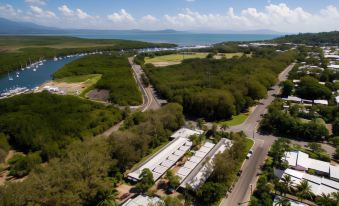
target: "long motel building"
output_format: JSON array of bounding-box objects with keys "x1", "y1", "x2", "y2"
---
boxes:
[
  {"x1": 127, "y1": 128, "x2": 203, "y2": 182},
  {"x1": 177, "y1": 138, "x2": 233, "y2": 190}
]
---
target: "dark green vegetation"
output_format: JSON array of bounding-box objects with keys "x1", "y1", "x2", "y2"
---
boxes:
[
  {"x1": 144, "y1": 50, "x2": 295, "y2": 120},
  {"x1": 0, "y1": 36, "x2": 175, "y2": 75},
  {"x1": 0, "y1": 103, "x2": 184, "y2": 206},
  {"x1": 110, "y1": 103, "x2": 185, "y2": 171},
  {"x1": 0, "y1": 92, "x2": 122, "y2": 162},
  {"x1": 274, "y1": 31, "x2": 339, "y2": 45},
  {"x1": 250, "y1": 139, "x2": 339, "y2": 206},
  {"x1": 53, "y1": 54, "x2": 142, "y2": 105},
  {"x1": 260, "y1": 100, "x2": 329, "y2": 141},
  {"x1": 194, "y1": 132, "x2": 253, "y2": 205}
]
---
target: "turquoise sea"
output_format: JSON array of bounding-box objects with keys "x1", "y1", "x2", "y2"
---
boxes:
[{"x1": 69, "y1": 32, "x2": 281, "y2": 46}]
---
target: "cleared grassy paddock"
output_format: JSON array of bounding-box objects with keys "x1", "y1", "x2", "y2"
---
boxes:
[
  {"x1": 144, "y1": 53, "x2": 209, "y2": 65},
  {"x1": 55, "y1": 74, "x2": 102, "y2": 84}
]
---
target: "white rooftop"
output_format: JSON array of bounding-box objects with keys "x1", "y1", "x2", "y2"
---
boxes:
[
  {"x1": 282, "y1": 169, "x2": 339, "y2": 196},
  {"x1": 330, "y1": 165, "x2": 339, "y2": 180},
  {"x1": 170, "y1": 128, "x2": 203, "y2": 139},
  {"x1": 314, "y1": 100, "x2": 328, "y2": 105},
  {"x1": 127, "y1": 136, "x2": 191, "y2": 181},
  {"x1": 328, "y1": 65, "x2": 339, "y2": 69},
  {"x1": 122, "y1": 195, "x2": 163, "y2": 206},
  {"x1": 273, "y1": 196, "x2": 308, "y2": 206},
  {"x1": 283, "y1": 96, "x2": 302, "y2": 102},
  {"x1": 284, "y1": 151, "x2": 331, "y2": 174},
  {"x1": 336, "y1": 96, "x2": 339, "y2": 104}
]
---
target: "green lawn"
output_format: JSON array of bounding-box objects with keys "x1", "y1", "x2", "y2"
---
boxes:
[
  {"x1": 145, "y1": 53, "x2": 209, "y2": 64},
  {"x1": 214, "y1": 52, "x2": 245, "y2": 59},
  {"x1": 55, "y1": 74, "x2": 102, "y2": 83},
  {"x1": 218, "y1": 113, "x2": 249, "y2": 126}
]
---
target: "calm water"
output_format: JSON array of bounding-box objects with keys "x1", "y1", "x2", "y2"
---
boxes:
[
  {"x1": 0, "y1": 56, "x2": 80, "y2": 93},
  {"x1": 68, "y1": 32, "x2": 281, "y2": 46}
]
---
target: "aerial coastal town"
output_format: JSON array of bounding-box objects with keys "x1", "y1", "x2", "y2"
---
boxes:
[{"x1": 0, "y1": 1, "x2": 339, "y2": 206}]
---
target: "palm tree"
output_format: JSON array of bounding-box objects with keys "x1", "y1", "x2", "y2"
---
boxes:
[
  {"x1": 315, "y1": 193, "x2": 335, "y2": 206},
  {"x1": 275, "y1": 197, "x2": 291, "y2": 206},
  {"x1": 97, "y1": 190, "x2": 118, "y2": 206},
  {"x1": 296, "y1": 180, "x2": 313, "y2": 203},
  {"x1": 280, "y1": 175, "x2": 294, "y2": 196}
]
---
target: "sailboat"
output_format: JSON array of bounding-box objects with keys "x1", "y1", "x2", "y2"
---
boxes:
[{"x1": 8, "y1": 72, "x2": 13, "y2": 81}]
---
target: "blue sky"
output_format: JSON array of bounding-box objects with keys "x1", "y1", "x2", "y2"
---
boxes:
[{"x1": 1, "y1": 0, "x2": 339, "y2": 32}]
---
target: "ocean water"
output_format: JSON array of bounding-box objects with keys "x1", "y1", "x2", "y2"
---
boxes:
[{"x1": 68, "y1": 32, "x2": 281, "y2": 46}]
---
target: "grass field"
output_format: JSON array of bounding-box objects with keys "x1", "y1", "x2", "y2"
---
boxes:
[
  {"x1": 55, "y1": 74, "x2": 102, "y2": 83},
  {"x1": 218, "y1": 113, "x2": 249, "y2": 126},
  {"x1": 145, "y1": 53, "x2": 209, "y2": 66},
  {"x1": 214, "y1": 52, "x2": 245, "y2": 59},
  {"x1": 144, "y1": 52, "x2": 247, "y2": 67}
]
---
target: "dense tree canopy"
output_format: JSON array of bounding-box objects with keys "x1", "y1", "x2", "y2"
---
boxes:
[
  {"x1": 53, "y1": 54, "x2": 142, "y2": 105},
  {"x1": 144, "y1": 51, "x2": 295, "y2": 120},
  {"x1": 260, "y1": 100, "x2": 329, "y2": 141},
  {"x1": 274, "y1": 31, "x2": 339, "y2": 45},
  {"x1": 0, "y1": 92, "x2": 122, "y2": 160},
  {"x1": 109, "y1": 103, "x2": 185, "y2": 171},
  {"x1": 296, "y1": 76, "x2": 332, "y2": 100}
]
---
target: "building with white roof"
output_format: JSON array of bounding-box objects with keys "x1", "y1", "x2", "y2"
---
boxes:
[
  {"x1": 178, "y1": 138, "x2": 233, "y2": 190},
  {"x1": 336, "y1": 96, "x2": 339, "y2": 104},
  {"x1": 280, "y1": 169, "x2": 339, "y2": 196},
  {"x1": 283, "y1": 96, "x2": 302, "y2": 103},
  {"x1": 330, "y1": 165, "x2": 339, "y2": 182},
  {"x1": 328, "y1": 65, "x2": 339, "y2": 70},
  {"x1": 273, "y1": 196, "x2": 308, "y2": 206},
  {"x1": 314, "y1": 100, "x2": 328, "y2": 105},
  {"x1": 284, "y1": 151, "x2": 339, "y2": 178},
  {"x1": 122, "y1": 195, "x2": 163, "y2": 206},
  {"x1": 127, "y1": 136, "x2": 192, "y2": 182},
  {"x1": 170, "y1": 128, "x2": 204, "y2": 139}
]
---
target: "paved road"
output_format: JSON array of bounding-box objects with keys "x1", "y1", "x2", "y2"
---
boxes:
[
  {"x1": 220, "y1": 63, "x2": 295, "y2": 206},
  {"x1": 128, "y1": 57, "x2": 161, "y2": 112},
  {"x1": 99, "y1": 57, "x2": 161, "y2": 137}
]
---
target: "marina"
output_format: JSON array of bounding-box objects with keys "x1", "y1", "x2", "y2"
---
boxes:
[{"x1": 0, "y1": 54, "x2": 82, "y2": 98}]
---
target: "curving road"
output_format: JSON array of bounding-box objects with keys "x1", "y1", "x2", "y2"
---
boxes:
[
  {"x1": 99, "y1": 57, "x2": 161, "y2": 137},
  {"x1": 220, "y1": 63, "x2": 295, "y2": 206},
  {"x1": 128, "y1": 57, "x2": 161, "y2": 112}
]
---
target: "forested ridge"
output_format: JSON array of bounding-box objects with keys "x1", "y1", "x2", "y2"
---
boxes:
[
  {"x1": 144, "y1": 50, "x2": 296, "y2": 120},
  {"x1": 0, "y1": 103, "x2": 185, "y2": 206},
  {"x1": 53, "y1": 54, "x2": 142, "y2": 105},
  {"x1": 274, "y1": 31, "x2": 339, "y2": 45},
  {"x1": 0, "y1": 92, "x2": 122, "y2": 160},
  {"x1": 0, "y1": 36, "x2": 176, "y2": 75}
]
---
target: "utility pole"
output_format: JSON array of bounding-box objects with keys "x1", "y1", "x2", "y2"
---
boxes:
[{"x1": 250, "y1": 184, "x2": 253, "y2": 195}]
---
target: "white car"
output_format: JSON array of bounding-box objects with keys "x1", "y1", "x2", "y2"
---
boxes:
[{"x1": 246, "y1": 150, "x2": 254, "y2": 159}]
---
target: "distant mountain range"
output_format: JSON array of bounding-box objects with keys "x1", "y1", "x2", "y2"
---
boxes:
[{"x1": 0, "y1": 17, "x2": 284, "y2": 35}]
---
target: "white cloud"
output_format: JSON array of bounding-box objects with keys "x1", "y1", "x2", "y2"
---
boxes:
[
  {"x1": 25, "y1": 0, "x2": 47, "y2": 6},
  {"x1": 163, "y1": 4, "x2": 339, "y2": 32},
  {"x1": 0, "y1": 4, "x2": 22, "y2": 19},
  {"x1": 29, "y1": 5, "x2": 56, "y2": 19},
  {"x1": 107, "y1": 9, "x2": 135, "y2": 23},
  {"x1": 141, "y1": 14, "x2": 158, "y2": 23},
  {"x1": 58, "y1": 5, "x2": 92, "y2": 19}
]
